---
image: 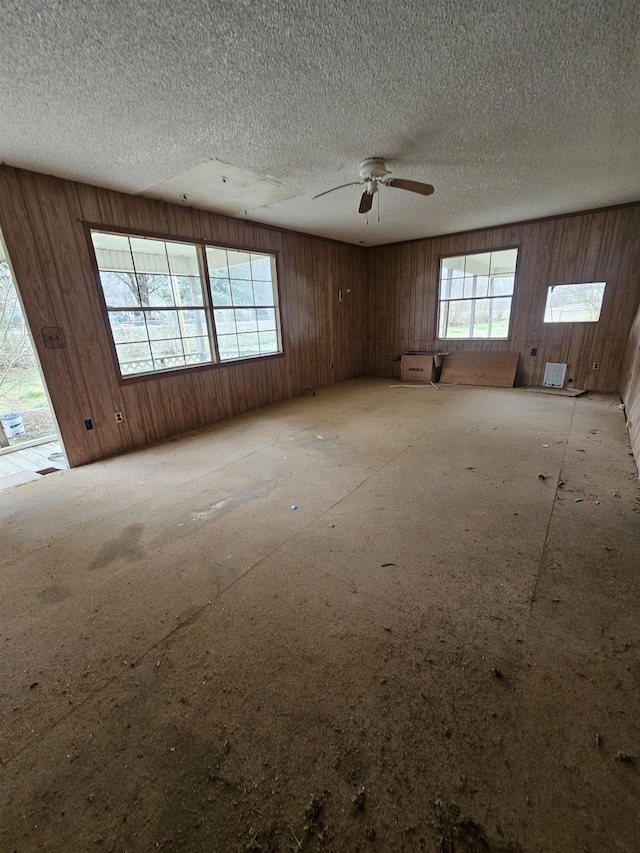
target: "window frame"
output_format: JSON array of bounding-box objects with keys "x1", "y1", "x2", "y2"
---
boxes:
[
  {"x1": 84, "y1": 223, "x2": 284, "y2": 383},
  {"x1": 435, "y1": 244, "x2": 520, "y2": 342}
]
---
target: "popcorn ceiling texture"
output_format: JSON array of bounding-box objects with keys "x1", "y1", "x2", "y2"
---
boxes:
[{"x1": 1, "y1": 0, "x2": 638, "y2": 245}]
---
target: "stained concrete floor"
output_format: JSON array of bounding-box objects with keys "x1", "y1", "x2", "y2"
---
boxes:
[{"x1": 1, "y1": 379, "x2": 639, "y2": 853}]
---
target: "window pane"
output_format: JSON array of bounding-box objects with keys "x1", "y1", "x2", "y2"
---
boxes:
[
  {"x1": 181, "y1": 308, "x2": 208, "y2": 337},
  {"x1": 150, "y1": 338, "x2": 184, "y2": 359},
  {"x1": 205, "y1": 246, "x2": 229, "y2": 275},
  {"x1": 446, "y1": 300, "x2": 472, "y2": 337},
  {"x1": 230, "y1": 278, "x2": 254, "y2": 306},
  {"x1": 218, "y1": 335, "x2": 240, "y2": 360},
  {"x1": 441, "y1": 256, "x2": 465, "y2": 278},
  {"x1": 166, "y1": 242, "x2": 200, "y2": 277},
  {"x1": 109, "y1": 311, "x2": 148, "y2": 343},
  {"x1": 235, "y1": 308, "x2": 258, "y2": 333},
  {"x1": 226, "y1": 250, "x2": 252, "y2": 279},
  {"x1": 116, "y1": 341, "x2": 153, "y2": 375},
  {"x1": 259, "y1": 331, "x2": 278, "y2": 353},
  {"x1": 489, "y1": 297, "x2": 512, "y2": 337},
  {"x1": 146, "y1": 310, "x2": 180, "y2": 340},
  {"x1": 175, "y1": 275, "x2": 205, "y2": 306},
  {"x1": 210, "y1": 277, "x2": 232, "y2": 306},
  {"x1": 257, "y1": 308, "x2": 276, "y2": 331},
  {"x1": 439, "y1": 274, "x2": 452, "y2": 299},
  {"x1": 448, "y1": 278, "x2": 463, "y2": 300},
  {"x1": 129, "y1": 237, "x2": 170, "y2": 275},
  {"x1": 490, "y1": 275, "x2": 514, "y2": 296},
  {"x1": 474, "y1": 275, "x2": 489, "y2": 298},
  {"x1": 438, "y1": 302, "x2": 449, "y2": 338},
  {"x1": 251, "y1": 254, "x2": 273, "y2": 280},
  {"x1": 465, "y1": 252, "x2": 491, "y2": 276},
  {"x1": 490, "y1": 248, "x2": 518, "y2": 275},
  {"x1": 470, "y1": 299, "x2": 490, "y2": 337},
  {"x1": 138, "y1": 274, "x2": 174, "y2": 307},
  {"x1": 253, "y1": 279, "x2": 275, "y2": 305},
  {"x1": 91, "y1": 232, "x2": 134, "y2": 271},
  {"x1": 100, "y1": 271, "x2": 141, "y2": 308},
  {"x1": 214, "y1": 309, "x2": 236, "y2": 335},
  {"x1": 183, "y1": 336, "x2": 212, "y2": 364},
  {"x1": 462, "y1": 277, "x2": 475, "y2": 299},
  {"x1": 544, "y1": 282, "x2": 605, "y2": 323},
  {"x1": 237, "y1": 332, "x2": 260, "y2": 358}
]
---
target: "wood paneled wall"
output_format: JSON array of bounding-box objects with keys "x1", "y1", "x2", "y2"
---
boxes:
[
  {"x1": 0, "y1": 167, "x2": 367, "y2": 466},
  {"x1": 368, "y1": 206, "x2": 640, "y2": 391},
  {"x1": 621, "y1": 302, "x2": 640, "y2": 468},
  {"x1": 2, "y1": 164, "x2": 639, "y2": 469}
]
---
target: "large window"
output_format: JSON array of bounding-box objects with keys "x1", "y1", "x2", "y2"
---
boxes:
[
  {"x1": 90, "y1": 231, "x2": 281, "y2": 377},
  {"x1": 437, "y1": 248, "x2": 518, "y2": 340},
  {"x1": 543, "y1": 282, "x2": 606, "y2": 323}
]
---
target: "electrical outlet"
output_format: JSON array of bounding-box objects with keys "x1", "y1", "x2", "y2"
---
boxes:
[
  {"x1": 593, "y1": 362, "x2": 600, "y2": 370},
  {"x1": 41, "y1": 326, "x2": 67, "y2": 349},
  {"x1": 531, "y1": 347, "x2": 537, "y2": 356},
  {"x1": 114, "y1": 411, "x2": 124, "y2": 423},
  {"x1": 84, "y1": 418, "x2": 93, "y2": 431}
]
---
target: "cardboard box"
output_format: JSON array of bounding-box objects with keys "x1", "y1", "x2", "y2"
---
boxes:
[{"x1": 400, "y1": 353, "x2": 443, "y2": 383}]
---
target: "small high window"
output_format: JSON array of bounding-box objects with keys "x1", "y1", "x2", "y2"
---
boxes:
[
  {"x1": 90, "y1": 231, "x2": 282, "y2": 378},
  {"x1": 437, "y1": 248, "x2": 518, "y2": 340},
  {"x1": 543, "y1": 282, "x2": 606, "y2": 323}
]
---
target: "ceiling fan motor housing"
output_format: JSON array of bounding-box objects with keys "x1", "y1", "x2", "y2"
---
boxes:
[{"x1": 359, "y1": 158, "x2": 388, "y2": 181}]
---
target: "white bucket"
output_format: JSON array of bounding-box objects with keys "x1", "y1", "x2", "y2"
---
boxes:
[{"x1": 0, "y1": 413, "x2": 26, "y2": 438}]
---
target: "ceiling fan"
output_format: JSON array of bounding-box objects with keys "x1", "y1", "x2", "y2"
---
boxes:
[{"x1": 313, "y1": 158, "x2": 435, "y2": 214}]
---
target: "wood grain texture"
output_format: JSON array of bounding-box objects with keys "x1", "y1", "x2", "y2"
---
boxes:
[
  {"x1": 620, "y1": 302, "x2": 640, "y2": 469},
  {"x1": 2, "y1": 163, "x2": 639, "y2": 469},
  {"x1": 0, "y1": 167, "x2": 367, "y2": 467},
  {"x1": 368, "y1": 206, "x2": 640, "y2": 392},
  {"x1": 439, "y1": 351, "x2": 519, "y2": 387}
]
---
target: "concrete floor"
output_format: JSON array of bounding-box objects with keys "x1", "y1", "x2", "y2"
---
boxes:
[{"x1": 1, "y1": 379, "x2": 639, "y2": 852}]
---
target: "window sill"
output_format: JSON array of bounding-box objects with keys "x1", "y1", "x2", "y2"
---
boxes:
[{"x1": 117, "y1": 351, "x2": 285, "y2": 384}]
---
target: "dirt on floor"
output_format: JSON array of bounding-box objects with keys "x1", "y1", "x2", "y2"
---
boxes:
[{"x1": 1, "y1": 381, "x2": 639, "y2": 852}]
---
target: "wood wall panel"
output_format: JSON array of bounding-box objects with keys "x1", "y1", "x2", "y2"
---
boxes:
[
  {"x1": 621, "y1": 302, "x2": 640, "y2": 470},
  {"x1": 0, "y1": 166, "x2": 367, "y2": 467},
  {"x1": 368, "y1": 206, "x2": 640, "y2": 392}
]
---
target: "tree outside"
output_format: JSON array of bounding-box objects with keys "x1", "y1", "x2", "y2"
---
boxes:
[{"x1": 0, "y1": 261, "x2": 56, "y2": 443}]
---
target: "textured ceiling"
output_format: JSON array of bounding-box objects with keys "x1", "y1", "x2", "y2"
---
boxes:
[{"x1": 1, "y1": 1, "x2": 639, "y2": 246}]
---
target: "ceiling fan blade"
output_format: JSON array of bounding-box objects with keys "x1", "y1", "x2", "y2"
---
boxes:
[
  {"x1": 384, "y1": 178, "x2": 435, "y2": 196},
  {"x1": 359, "y1": 191, "x2": 373, "y2": 214},
  {"x1": 312, "y1": 181, "x2": 361, "y2": 200},
  {"x1": 368, "y1": 167, "x2": 391, "y2": 178}
]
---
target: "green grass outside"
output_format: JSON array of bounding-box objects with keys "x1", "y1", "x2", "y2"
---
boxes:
[
  {"x1": 0, "y1": 367, "x2": 48, "y2": 413},
  {"x1": 443, "y1": 320, "x2": 509, "y2": 339}
]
